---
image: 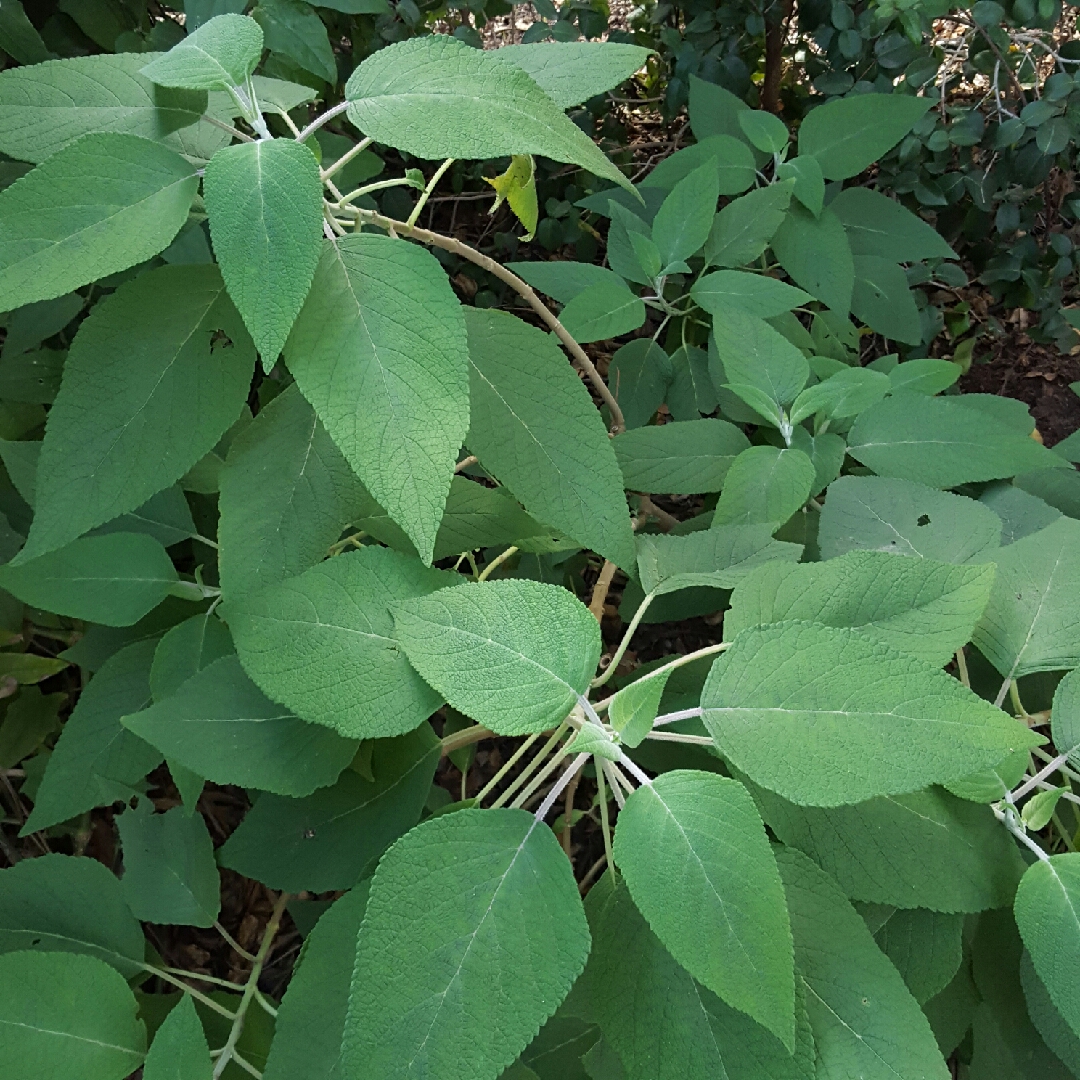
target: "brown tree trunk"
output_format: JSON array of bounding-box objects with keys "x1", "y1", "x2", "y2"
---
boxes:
[{"x1": 762, "y1": 0, "x2": 795, "y2": 115}]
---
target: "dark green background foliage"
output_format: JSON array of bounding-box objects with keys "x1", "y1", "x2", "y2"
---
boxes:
[{"x1": 1, "y1": 4, "x2": 1080, "y2": 1080}]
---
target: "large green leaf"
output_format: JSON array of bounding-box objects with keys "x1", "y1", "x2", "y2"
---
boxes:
[
  {"x1": 703, "y1": 180, "x2": 794, "y2": 267},
  {"x1": 847, "y1": 393, "x2": 1064, "y2": 488},
  {"x1": 1019, "y1": 950, "x2": 1080, "y2": 1077},
  {"x1": 252, "y1": 0, "x2": 338, "y2": 84},
  {"x1": 830, "y1": 187, "x2": 957, "y2": 261},
  {"x1": 775, "y1": 847, "x2": 950, "y2": 1079},
  {"x1": 711, "y1": 446, "x2": 815, "y2": 527},
  {"x1": 0, "y1": 853, "x2": 145, "y2": 977},
  {"x1": 344, "y1": 36, "x2": 630, "y2": 191},
  {"x1": 116, "y1": 801, "x2": 220, "y2": 927},
  {"x1": 0, "y1": 950, "x2": 146, "y2": 1080},
  {"x1": 393, "y1": 578, "x2": 600, "y2": 735},
  {"x1": 1052, "y1": 668, "x2": 1080, "y2": 767},
  {"x1": 0, "y1": 132, "x2": 197, "y2": 311},
  {"x1": 141, "y1": 14, "x2": 263, "y2": 91},
  {"x1": 641, "y1": 135, "x2": 756, "y2": 196},
  {"x1": 123, "y1": 655, "x2": 356, "y2": 796},
  {"x1": 724, "y1": 550, "x2": 996, "y2": 666},
  {"x1": 651, "y1": 163, "x2": 719, "y2": 267},
  {"x1": 558, "y1": 279, "x2": 646, "y2": 344},
  {"x1": 636, "y1": 525, "x2": 802, "y2": 597},
  {"x1": 692, "y1": 271, "x2": 811, "y2": 319},
  {"x1": 575, "y1": 878, "x2": 814, "y2": 1080},
  {"x1": 464, "y1": 308, "x2": 635, "y2": 570},
  {"x1": 797, "y1": 94, "x2": 932, "y2": 180},
  {"x1": 263, "y1": 885, "x2": 370, "y2": 1080},
  {"x1": 21, "y1": 640, "x2": 162, "y2": 834},
  {"x1": 607, "y1": 337, "x2": 672, "y2": 430},
  {"x1": 973, "y1": 516, "x2": 1080, "y2": 680},
  {"x1": 614, "y1": 770, "x2": 795, "y2": 1044},
  {"x1": 219, "y1": 724, "x2": 439, "y2": 891},
  {"x1": 228, "y1": 546, "x2": 455, "y2": 739},
  {"x1": 218, "y1": 384, "x2": 370, "y2": 599},
  {"x1": 285, "y1": 234, "x2": 469, "y2": 564},
  {"x1": 150, "y1": 612, "x2": 234, "y2": 702},
  {"x1": 851, "y1": 255, "x2": 922, "y2": 345},
  {"x1": 0, "y1": 533, "x2": 178, "y2": 627},
  {"x1": 613, "y1": 418, "x2": 748, "y2": 494},
  {"x1": 0, "y1": 54, "x2": 206, "y2": 164},
  {"x1": 818, "y1": 475, "x2": 1002, "y2": 563},
  {"x1": 19, "y1": 263, "x2": 255, "y2": 562},
  {"x1": 143, "y1": 995, "x2": 212, "y2": 1080},
  {"x1": 1014, "y1": 854, "x2": 1080, "y2": 1041},
  {"x1": 860, "y1": 906, "x2": 963, "y2": 1004},
  {"x1": 770, "y1": 205, "x2": 853, "y2": 314},
  {"x1": 494, "y1": 43, "x2": 652, "y2": 109},
  {"x1": 505, "y1": 259, "x2": 619, "y2": 305},
  {"x1": 0, "y1": 0, "x2": 52, "y2": 65},
  {"x1": 431, "y1": 477, "x2": 547, "y2": 560},
  {"x1": 753, "y1": 783, "x2": 1027, "y2": 911},
  {"x1": 701, "y1": 621, "x2": 1041, "y2": 806},
  {"x1": 342, "y1": 809, "x2": 590, "y2": 1080},
  {"x1": 204, "y1": 138, "x2": 323, "y2": 365},
  {"x1": 710, "y1": 308, "x2": 808, "y2": 408}
]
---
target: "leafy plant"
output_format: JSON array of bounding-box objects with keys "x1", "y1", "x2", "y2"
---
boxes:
[{"x1": 1, "y1": 14, "x2": 1080, "y2": 1080}]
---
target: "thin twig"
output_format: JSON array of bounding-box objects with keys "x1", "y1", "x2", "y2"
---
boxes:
[
  {"x1": 477, "y1": 545, "x2": 519, "y2": 581},
  {"x1": 561, "y1": 764, "x2": 583, "y2": 857},
  {"x1": 407, "y1": 157, "x2": 455, "y2": 228},
  {"x1": 454, "y1": 455, "x2": 478, "y2": 473},
  {"x1": 593, "y1": 642, "x2": 730, "y2": 713},
  {"x1": 321, "y1": 136, "x2": 374, "y2": 182},
  {"x1": 441, "y1": 724, "x2": 494, "y2": 757},
  {"x1": 588, "y1": 560, "x2": 618, "y2": 622},
  {"x1": 202, "y1": 114, "x2": 255, "y2": 143},
  {"x1": 215, "y1": 920, "x2": 257, "y2": 963},
  {"x1": 592, "y1": 591, "x2": 655, "y2": 688},
  {"x1": 294, "y1": 100, "x2": 350, "y2": 144}
]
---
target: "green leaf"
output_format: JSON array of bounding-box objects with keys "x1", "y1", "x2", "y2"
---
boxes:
[
  {"x1": 20, "y1": 264, "x2": 255, "y2": 562},
  {"x1": 204, "y1": 139, "x2": 323, "y2": 365},
  {"x1": 753, "y1": 784, "x2": 1027, "y2": 912},
  {"x1": 0, "y1": 653, "x2": 66, "y2": 687},
  {"x1": 858, "y1": 906, "x2": 964, "y2": 1004},
  {"x1": 569, "y1": 722, "x2": 621, "y2": 760},
  {"x1": 506, "y1": 260, "x2": 621, "y2": 305},
  {"x1": 393, "y1": 578, "x2": 600, "y2": 735},
  {"x1": 220, "y1": 724, "x2": 439, "y2": 891},
  {"x1": 559, "y1": 280, "x2": 646, "y2": 344},
  {"x1": 253, "y1": 0, "x2": 338, "y2": 85},
  {"x1": 485, "y1": 155, "x2": 538, "y2": 241},
  {"x1": 21, "y1": 641, "x2": 162, "y2": 834},
  {"x1": 724, "y1": 550, "x2": 996, "y2": 667},
  {"x1": 92, "y1": 486, "x2": 198, "y2": 550},
  {"x1": 433, "y1": 477, "x2": 547, "y2": 561},
  {"x1": 666, "y1": 344, "x2": 717, "y2": 421},
  {"x1": 818, "y1": 475, "x2": 1002, "y2": 563},
  {"x1": 789, "y1": 366, "x2": 890, "y2": 424},
  {"x1": 607, "y1": 338, "x2": 673, "y2": 430},
  {"x1": 640, "y1": 135, "x2": 756, "y2": 197},
  {"x1": 0, "y1": 852, "x2": 145, "y2": 977},
  {"x1": 851, "y1": 255, "x2": 923, "y2": 345},
  {"x1": 150, "y1": 612, "x2": 235, "y2": 703},
  {"x1": 972, "y1": 515, "x2": 1080, "y2": 679},
  {"x1": 606, "y1": 203, "x2": 653, "y2": 285},
  {"x1": 692, "y1": 271, "x2": 811, "y2": 319},
  {"x1": 701, "y1": 621, "x2": 1041, "y2": 806},
  {"x1": 0, "y1": 132, "x2": 197, "y2": 312},
  {"x1": 0, "y1": 533, "x2": 177, "y2": 627},
  {"x1": 797, "y1": 94, "x2": 932, "y2": 180},
  {"x1": 0, "y1": 1, "x2": 53, "y2": 65},
  {"x1": 0, "y1": 951, "x2": 146, "y2": 1080},
  {"x1": 738, "y1": 109, "x2": 789, "y2": 154},
  {"x1": 847, "y1": 393, "x2": 1065, "y2": 488},
  {"x1": 1021, "y1": 786, "x2": 1066, "y2": 831},
  {"x1": 123, "y1": 655, "x2": 357, "y2": 797},
  {"x1": 218, "y1": 384, "x2": 370, "y2": 599},
  {"x1": 830, "y1": 187, "x2": 957, "y2": 261},
  {"x1": 710, "y1": 308, "x2": 808, "y2": 407},
  {"x1": 888, "y1": 358, "x2": 961, "y2": 396},
  {"x1": 775, "y1": 847, "x2": 951, "y2": 1080},
  {"x1": 343, "y1": 808, "x2": 591, "y2": 1080},
  {"x1": 465, "y1": 308, "x2": 635, "y2": 570},
  {"x1": 263, "y1": 885, "x2": 370, "y2": 1080},
  {"x1": 575, "y1": 878, "x2": 815, "y2": 1080},
  {"x1": 651, "y1": 163, "x2": 719, "y2": 266},
  {"x1": 711, "y1": 446, "x2": 816, "y2": 527},
  {"x1": 1014, "y1": 853, "x2": 1080, "y2": 1040},
  {"x1": 0, "y1": 688, "x2": 63, "y2": 769},
  {"x1": 494, "y1": 42, "x2": 652, "y2": 109},
  {"x1": 344, "y1": 35, "x2": 631, "y2": 192},
  {"x1": 285, "y1": 235, "x2": 469, "y2": 565},
  {"x1": 1052, "y1": 668, "x2": 1080, "y2": 767},
  {"x1": 141, "y1": 14, "x2": 263, "y2": 91},
  {"x1": 143, "y1": 995, "x2": 212, "y2": 1080},
  {"x1": 228, "y1": 546, "x2": 456, "y2": 739},
  {"x1": 637, "y1": 524, "x2": 802, "y2": 596},
  {"x1": 770, "y1": 204, "x2": 854, "y2": 314},
  {"x1": 0, "y1": 54, "x2": 207, "y2": 165},
  {"x1": 703, "y1": 180, "x2": 794, "y2": 267},
  {"x1": 1019, "y1": 950, "x2": 1080, "y2": 1077},
  {"x1": 609, "y1": 669, "x2": 670, "y2": 748},
  {"x1": 613, "y1": 418, "x2": 749, "y2": 494},
  {"x1": 116, "y1": 800, "x2": 219, "y2": 927},
  {"x1": 775, "y1": 155, "x2": 824, "y2": 216},
  {"x1": 614, "y1": 770, "x2": 795, "y2": 1044}
]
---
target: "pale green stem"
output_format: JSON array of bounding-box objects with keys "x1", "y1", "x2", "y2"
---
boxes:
[
  {"x1": 509, "y1": 743, "x2": 572, "y2": 810},
  {"x1": 157, "y1": 967, "x2": 246, "y2": 992},
  {"x1": 1033, "y1": 746, "x2": 1080, "y2": 784},
  {"x1": 1012, "y1": 752, "x2": 1071, "y2": 801},
  {"x1": 601, "y1": 759, "x2": 627, "y2": 808},
  {"x1": 477, "y1": 545, "x2": 519, "y2": 582},
  {"x1": 596, "y1": 759, "x2": 615, "y2": 873},
  {"x1": 993, "y1": 803, "x2": 1050, "y2": 862},
  {"x1": 407, "y1": 157, "x2": 455, "y2": 227},
  {"x1": 254, "y1": 988, "x2": 279, "y2": 1018},
  {"x1": 295, "y1": 100, "x2": 350, "y2": 144},
  {"x1": 141, "y1": 966, "x2": 236, "y2": 1019},
  {"x1": 1010, "y1": 680, "x2": 1031, "y2": 720},
  {"x1": 322, "y1": 136, "x2": 374, "y2": 182},
  {"x1": 591, "y1": 591, "x2": 656, "y2": 689},
  {"x1": 212, "y1": 892, "x2": 289, "y2": 1080},
  {"x1": 644, "y1": 730, "x2": 713, "y2": 745},
  {"x1": 202, "y1": 114, "x2": 254, "y2": 143},
  {"x1": 215, "y1": 919, "x2": 257, "y2": 963},
  {"x1": 193, "y1": 534, "x2": 219, "y2": 550},
  {"x1": 955, "y1": 647, "x2": 970, "y2": 688},
  {"x1": 593, "y1": 641, "x2": 730, "y2": 713},
  {"x1": 474, "y1": 733, "x2": 541, "y2": 806},
  {"x1": 337, "y1": 176, "x2": 421, "y2": 207},
  {"x1": 490, "y1": 722, "x2": 569, "y2": 809},
  {"x1": 534, "y1": 752, "x2": 589, "y2": 821}
]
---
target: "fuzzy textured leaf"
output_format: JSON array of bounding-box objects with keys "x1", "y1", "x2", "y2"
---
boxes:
[
  {"x1": 141, "y1": 14, "x2": 263, "y2": 90},
  {"x1": 613, "y1": 418, "x2": 749, "y2": 494},
  {"x1": 494, "y1": 43, "x2": 652, "y2": 109}
]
